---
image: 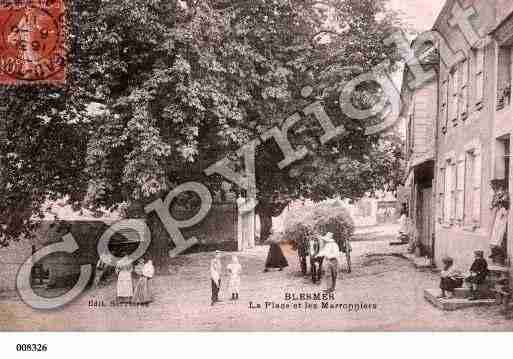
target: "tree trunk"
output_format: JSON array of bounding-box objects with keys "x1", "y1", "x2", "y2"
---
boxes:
[
  {"x1": 258, "y1": 208, "x2": 273, "y2": 244},
  {"x1": 256, "y1": 201, "x2": 289, "y2": 244},
  {"x1": 146, "y1": 212, "x2": 171, "y2": 274}
]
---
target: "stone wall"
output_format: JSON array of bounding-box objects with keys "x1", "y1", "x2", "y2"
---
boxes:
[
  {"x1": 0, "y1": 202, "x2": 238, "y2": 292},
  {"x1": 0, "y1": 240, "x2": 34, "y2": 293}
]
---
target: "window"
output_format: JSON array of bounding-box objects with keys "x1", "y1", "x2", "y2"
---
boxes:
[
  {"x1": 460, "y1": 59, "x2": 469, "y2": 119},
  {"x1": 464, "y1": 146, "x2": 482, "y2": 227},
  {"x1": 497, "y1": 47, "x2": 511, "y2": 111},
  {"x1": 474, "y1": 47, "x2": 485, "y2": 109}
]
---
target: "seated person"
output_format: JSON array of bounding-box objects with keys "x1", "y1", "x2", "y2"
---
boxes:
[
  {"x1": 439, "y1": 256, "x2": 463, "y2": 298},
  {"x1": 465, "y1": 250, "x2": 488, "y2": 300}
]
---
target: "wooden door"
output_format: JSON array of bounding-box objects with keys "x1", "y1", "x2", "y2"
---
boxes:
[{"x1": 420, "y1": 187, "x2": 433, "y2": 256}]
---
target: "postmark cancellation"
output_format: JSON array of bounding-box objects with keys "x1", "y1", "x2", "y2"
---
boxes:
[{"x1": 0, "y1": 0, "x2": 66, "y2": 85}]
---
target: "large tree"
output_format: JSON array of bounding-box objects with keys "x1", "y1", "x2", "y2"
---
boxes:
[
  {"x1": 250, "y1": 0, "x2": 405, "y2": 241},
  {"x1": 0, "y1": 0, "x2": 406, "y2": 246}
]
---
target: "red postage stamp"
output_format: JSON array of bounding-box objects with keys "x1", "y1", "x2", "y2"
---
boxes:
[{"x1": 0, "y1": 0, "x2": 66, "y2": 85}]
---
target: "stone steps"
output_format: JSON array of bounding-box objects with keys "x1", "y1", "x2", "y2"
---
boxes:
[
  {"x1": 423, "y1": 264, "x2": 510, "y2": 311},
  {"x1": 424, "y1": 288, "x2": 496, "y2": 311},
  {"x1": 488, "y1": 265, "x2": 509, "y2": 274},
  {"x1": 452, "y1": 287, "x2": 495, "y2": 299}
]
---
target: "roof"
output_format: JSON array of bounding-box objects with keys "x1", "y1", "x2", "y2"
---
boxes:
[
  {"x1": 432, "y1": 0, "x2": 456, "y2": 31},
  {"x1": 490, "y1": 7, "x2": 513, "y2": 36}
]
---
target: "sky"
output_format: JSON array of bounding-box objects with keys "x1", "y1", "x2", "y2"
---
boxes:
[{"x1": 388, "y1": 0, "x2": 447, "y2": 31}]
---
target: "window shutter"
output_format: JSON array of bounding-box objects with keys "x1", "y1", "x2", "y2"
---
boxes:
[
  {"x1": 472, "y1": 152, "x2": 482, "y2": 223},
  {"x1": 475, "y1": 48, "x2": 485, "y2": 107},
  {"x1": 451, "y1": 163, "x2": 457, "y2": 219},
  {"x1": 445, "y1": 163, "x2": 453, "y2": 222},
  {"x1": 410, "y1": 108, "x2": 415, "y2": 150},
  {"x1": 441, "y1": 79, "x2": 449, "y2": 132},
  {"x1": 450, "y1": 69, "x2": 459, "y2": 124},
  {"x1": 461, "y1": 59, "x2": 469, "y2": 85},
  {"x1": 442, "y1": 79, "x2": 448, "y2": 104},
  {"x1": 461, "y1": 60, "x2": 469, "y2": 118},
  {"x1": 456, "y1": 156, "x2": 465, "y2": 222},
  {"x1": 464, "y1": 153, "x2": 473, "y2": 226},
  {"x1": 497, "y1": 47, "x2": 511, "y2": 110},
  {"x1": 476, "y1": 49, "x2": 484, "y2": 72},
  {"x1": 448, "y1": 85, "x2": 455, "y2": 123},
  {"x1": 438, "y1": 167, "x2": 446, "y2": 221},
  {"x1": 453, "y1": 67, "x2": 459, "y2": 91}
]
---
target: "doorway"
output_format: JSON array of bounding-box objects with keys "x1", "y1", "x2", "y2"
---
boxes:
[{"x1": 418, "y1": 187, "x2": 433, "y2": 257}]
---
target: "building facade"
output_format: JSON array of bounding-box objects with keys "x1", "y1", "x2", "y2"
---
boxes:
[
  {"x1": 401, "y1": 41, "x2": 438, "y2": 257},
  {"x1": 404, "y1": 0, "x2": 513, "y2": 273}
]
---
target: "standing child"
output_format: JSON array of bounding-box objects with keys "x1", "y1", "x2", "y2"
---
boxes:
[
  {"x1": 439, "y1": 256, "x2": 463, "y2": 298},
  {"x1": 465, "y1": 250, "x2": 488, "y2": 300},
  {"x1": 116, "y1": 254, "x2": 133, "y2": 303},
  {"x1": 227, "y1": 255, "x2": 242, "y2": 300},
  {"x1": 142, "y1": 259, "x2": 155, "y2": 303},
  {"x1": 210, "y1": 251, "x2": 222, "y2": 306}
]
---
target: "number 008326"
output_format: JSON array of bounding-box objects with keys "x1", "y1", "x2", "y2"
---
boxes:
[{"x1": 16, "y1": 344, "x2": 48, "y2": 352}]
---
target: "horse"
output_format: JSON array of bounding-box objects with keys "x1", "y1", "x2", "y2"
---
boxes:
[
  {"x1": 308, "y1": 235, "x2": 325, "y2": 284},
  {"x1": 296, "y1": 235, "x2": 310, "y2": 276},
  {"x1": 295, "y1": 235, "x2": 323, "y2": 282},
  {"x1": 301, "y1": 234, "x2": 351, "y2": 279}
]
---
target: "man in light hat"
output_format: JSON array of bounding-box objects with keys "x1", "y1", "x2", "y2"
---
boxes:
[
  {"x1": 210, "y1": 250, "x2": 222, "y2": 306},
  {"x1": 317, "y1": 232, "x2": 340, "y2": 293}
]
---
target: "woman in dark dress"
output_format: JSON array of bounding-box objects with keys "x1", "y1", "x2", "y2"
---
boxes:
[{"x1": 264, "y1": 241, "x2": 288, "y2": 272}]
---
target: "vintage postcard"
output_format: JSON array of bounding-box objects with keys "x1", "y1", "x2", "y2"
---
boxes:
[{"x1": 1, "y1": 0, "x2": 513, "y2": 335}]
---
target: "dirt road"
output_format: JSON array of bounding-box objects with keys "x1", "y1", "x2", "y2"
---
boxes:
[{"x1": 1, "y1": 232, "x2": 512, "y2": 331}]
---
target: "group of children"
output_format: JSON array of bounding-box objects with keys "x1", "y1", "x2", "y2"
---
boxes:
[
  {"x1": 210, "y1": 251, "x2": 243, "y2": 306},
  {"x1": 439, "y1": 250, "x2": 489, "y2": 300},
  {"x1": 116, "y1": 255, "x2": 155, "y2": 304}
]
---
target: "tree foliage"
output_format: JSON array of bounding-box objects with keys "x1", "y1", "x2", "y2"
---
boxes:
[{"x1": 0, "y1": 0, "x2": 406, "y2": 245}]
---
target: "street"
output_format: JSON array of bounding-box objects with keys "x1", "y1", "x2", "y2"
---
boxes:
[{"x1": 1, "y1": 226, "x2": 512, "y2": 331}]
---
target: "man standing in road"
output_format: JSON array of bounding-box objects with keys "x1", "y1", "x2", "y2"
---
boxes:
[{"x1": 210, "y1": 250, "x2": 222, "y2": 306}]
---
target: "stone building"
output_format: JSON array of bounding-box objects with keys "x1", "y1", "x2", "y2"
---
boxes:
[
  {"x1": 401, "y1": 39, "x2": 438, "y2": 257},
  {"x1": 403, "y1": 0, "x2": 513, "y2": 273}
]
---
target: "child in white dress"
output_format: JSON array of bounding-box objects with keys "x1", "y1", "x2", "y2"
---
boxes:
[
  {"x1": 227, "y1": 255, "x2": 242, "y2": 300},
  {"x1": 116, "y1": 255, "x2": 133, "y2": 303}
]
